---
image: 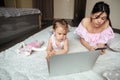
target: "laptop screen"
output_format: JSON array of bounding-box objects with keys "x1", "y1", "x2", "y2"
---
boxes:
[{"x1": 48, "y1": 50, "x2": 100, "y2": 76}]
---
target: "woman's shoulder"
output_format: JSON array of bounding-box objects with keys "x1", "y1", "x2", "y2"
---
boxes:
[
  {"x1": 74, "y1": 18, "x2": 90, "y2": 37},
  {"x1": 81, "y1": 17, "x2": 91, "y2": 28},
  {"x1": 82, "y1": 17, "x2": 90, "y2": 21}
]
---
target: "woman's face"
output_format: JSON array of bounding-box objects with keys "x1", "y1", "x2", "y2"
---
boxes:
[{"x1": 91, "y1": 12, "x2": 107, "y2": 28}]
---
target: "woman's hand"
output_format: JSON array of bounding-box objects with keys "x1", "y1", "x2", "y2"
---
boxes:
[
  {"x1": 100, "y1": 49, "x2": 106, "y2": 55},
  {"x1": 97, "y1": 43, "x2": 105, "y2": 48},
  {"x1": 96, "y1": 43, "x2": 106, "y2": 54},
  {"x1": 88, "y1": 46, "x2": 97, "y2": 51}
]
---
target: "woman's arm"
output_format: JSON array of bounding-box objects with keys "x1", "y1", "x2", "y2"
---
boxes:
[{"x1": 80, "y1": 38, "x2": 97, "y2": 51}]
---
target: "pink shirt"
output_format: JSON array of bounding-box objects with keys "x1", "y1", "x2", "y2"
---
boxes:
[{"x1": 74, "y1": 23, "x2": 114, "y2": 46}]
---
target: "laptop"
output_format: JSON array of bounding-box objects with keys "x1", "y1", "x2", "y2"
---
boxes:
[{"x1": 47, "y1": 50, "x2": 101, "y2": 76}]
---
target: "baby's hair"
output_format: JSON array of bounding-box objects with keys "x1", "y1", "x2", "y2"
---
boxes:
[{"x1": 53, "y1": 19, "x2": 68, "y2": 31}]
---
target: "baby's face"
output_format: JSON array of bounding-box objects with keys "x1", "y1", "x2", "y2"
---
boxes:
[{"x1": 54, "y1": 26, "x2": 67, "y2": 42}]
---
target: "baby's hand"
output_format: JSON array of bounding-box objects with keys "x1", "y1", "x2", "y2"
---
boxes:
[
  {"x1": 48, "y1": 50, "x2": 56, "y2": 56},
  {"x1": 46, "y1": 51, "x2": 55, "y2": 60},
  {"x1": 52, "y1": 50, "x2": 56, "y2": 55}
]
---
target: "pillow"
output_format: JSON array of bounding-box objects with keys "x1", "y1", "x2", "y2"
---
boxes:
[
  {"x1": 103, "y1": 69, "x2": 120, "y2": 80},
  {"x1": 107, "y1": 33, "x2": 120, "y2": 52}
]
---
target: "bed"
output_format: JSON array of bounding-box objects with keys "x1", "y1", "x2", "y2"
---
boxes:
[
  {"x1": 0, "y1": 26, "x2": 120, "y2": 80},
  {"x1": 0, "y1": 8, "x2": 41, "y2": 45}
]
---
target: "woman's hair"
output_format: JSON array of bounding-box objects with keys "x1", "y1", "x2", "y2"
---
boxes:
[
  {"x1": 91, "y1": 1, "x2": 112, "y2": 26},
  {"x1": 53, "y1": 19, "x2": 68, "y2": 31}
]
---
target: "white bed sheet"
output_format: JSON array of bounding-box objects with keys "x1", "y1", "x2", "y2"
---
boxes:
[{"x1": 0, "y1": 26, "x2": 120, "y2": 80}]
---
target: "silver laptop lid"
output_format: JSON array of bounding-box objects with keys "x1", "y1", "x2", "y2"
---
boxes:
[{"x1": 48, "y1": 50, "x2": 101, "y2": 76}]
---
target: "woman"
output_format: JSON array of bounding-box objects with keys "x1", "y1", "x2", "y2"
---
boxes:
[{"x1": 74, "y1": 1, "x2": 114, "y2": 54}]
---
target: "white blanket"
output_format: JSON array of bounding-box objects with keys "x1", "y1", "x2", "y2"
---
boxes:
[{"x1": 0, "y1": 26, "x2": 120, "y2": 80}]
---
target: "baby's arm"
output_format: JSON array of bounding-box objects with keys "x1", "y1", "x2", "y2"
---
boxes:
[
  {"x1": 47, "y1": 38, "x2": 55, "y2": 55},
  {"x1": 46, "y1": 38, "x2": 55, "y2": 60}
]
